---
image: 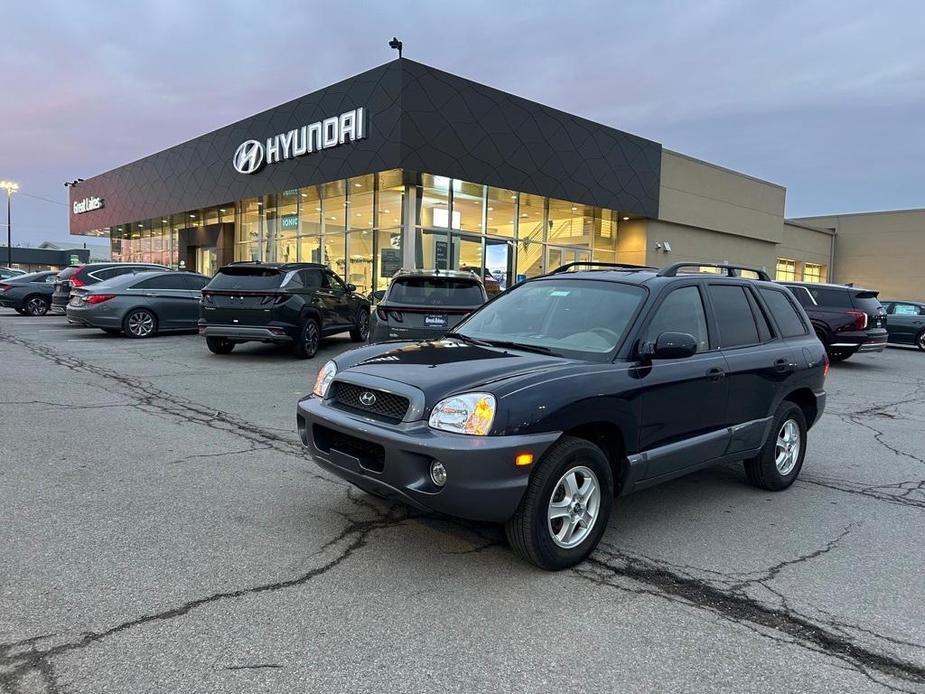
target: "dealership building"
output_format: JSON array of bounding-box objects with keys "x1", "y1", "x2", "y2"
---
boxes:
[{"x1": 67, "y1": 58, "x2": 923, "y2": 300}]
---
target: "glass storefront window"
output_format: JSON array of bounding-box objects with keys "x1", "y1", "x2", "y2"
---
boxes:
[
  {"x1": 378, "y1": 170, "x2": 404, "y2": 232},
  {"x1": 594, "y1": 210, "x2": 618, "y2": 253},
  {"x1": 346, "y1": 230, "x2": 374, "y2": 292},
  {"x1": 485, "y1": 186, "x2": 517, "y2": 238},
  {"x1": 453, "y1": 180, "x2": 483, "y2": 234},
  {"x1": 299, "y1": 186, "x2": 323, "y2": 236},
  {"x1": 518, "y1": 193, "x2": 545, "y2": 244},
  {"x1": 374, "y1": 228, "x2": 403, "y2": 290},
  {"x1": 348, "y1": 174, "x2": 374, "y2": 231},
  {"x1": 299, "y1": 234, "x2": 323, "y2": 264},
  {"x1": 419, "y1": 173, "x2": 452, "y2": 228},
  {"x1": 548, "y1": 198, "x2": 592, "y2": 248}
]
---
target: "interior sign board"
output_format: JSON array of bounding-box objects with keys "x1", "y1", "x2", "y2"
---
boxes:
[
  {"x1": 233, "y1": 107, "x2": 366, "y2": 175},
  {"x1": 73, "y1": 196, "x2": 104, "y2": 214}
]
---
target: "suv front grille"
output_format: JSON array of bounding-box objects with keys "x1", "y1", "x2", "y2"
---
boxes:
[{"x1": 330, "y1": 381, "x2": 410, "y2": 422}]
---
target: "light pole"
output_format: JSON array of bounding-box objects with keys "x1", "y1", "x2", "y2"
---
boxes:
[{"x1": 0, "y1": 180, "x2": 19, "y2": 269}]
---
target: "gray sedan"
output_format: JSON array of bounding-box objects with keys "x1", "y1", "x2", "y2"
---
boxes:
[
  {"x1": 0, "y1": 271, "x2": 57, "y2": 315},
  {"x1": 66, "y1": 271, "x2": 209, "y2": 338}
]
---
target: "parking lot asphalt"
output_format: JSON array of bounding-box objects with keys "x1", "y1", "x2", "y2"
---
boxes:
[{"x1": 1, "y1": 309, "x2": 924, "y2": 693}]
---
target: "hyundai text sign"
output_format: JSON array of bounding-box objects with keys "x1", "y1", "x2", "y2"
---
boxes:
[
  {"x1": 73, "y1": 196, "x2": 104, "y2": 214},
  {"x1": 233, "y1": 107, "x2": 367, "y2": 175}
]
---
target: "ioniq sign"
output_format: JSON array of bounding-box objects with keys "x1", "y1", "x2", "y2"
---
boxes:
[{"x1": 232, "y1": 107, "x2": 367, "y2": 175}]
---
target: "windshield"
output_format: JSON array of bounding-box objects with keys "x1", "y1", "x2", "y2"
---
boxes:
[
  {"x1": 207, "y1": 267, "x2": 283, "y2": 290},
  {"x1": 387, "y1": 277, "x2": 484, "y2": 307},
  {"x1": 455, "y1": 279, "x2": 645, "y2": 359}
]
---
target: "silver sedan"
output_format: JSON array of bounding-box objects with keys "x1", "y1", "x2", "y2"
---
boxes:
[{"x1": 66, "y1": 271, "x2": 209, "y2": 338}]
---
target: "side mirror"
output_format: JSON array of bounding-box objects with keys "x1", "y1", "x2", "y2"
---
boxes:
[
  {"x1": 640, "y1": 332, "x2": 698, "y2": 361},
  {"x1": 346, "y1": 283, "x2": 357, "y2": 292}
]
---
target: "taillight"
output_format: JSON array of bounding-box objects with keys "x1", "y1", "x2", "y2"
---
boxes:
[
  {"x1": 70, "y1": 276, "x2": 85, "y2": 288},
  {"x1": 85, "y1": 294, "x2": 115, "y2": 305},
  {"x1": 259, "y1": 293, "x2": 288, "y2": 305},
  {"x1": 202, "y1": 292, "x2": 213, "y2": 304},
  {"x1": 823, "y1": 352, "x2": 830, "y2": 378},
  {"x1": 0, "y1": 284, "x2": 11, "y2": 292},
  {"x1": 376, "y1": 307, "x2": 389, "y2": 321},
  {"x1": 846, "y1": 309, "x2": 868, "y2": 330}
]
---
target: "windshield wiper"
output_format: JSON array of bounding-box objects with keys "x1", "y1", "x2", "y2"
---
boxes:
[
  {"x1": 479, "y1": 339, "x2": 559, "y2": 356},
  {"x1": 445, "y1": 331, "x2": 493, "y2": 347}
]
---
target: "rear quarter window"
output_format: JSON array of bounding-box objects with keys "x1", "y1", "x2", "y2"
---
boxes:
[
  {"x1": 807, "y1": 287, "x2": 852, "y2": 308},
  {"x1": 759, "y1": 287, "x2": 809, "y2": 337}
]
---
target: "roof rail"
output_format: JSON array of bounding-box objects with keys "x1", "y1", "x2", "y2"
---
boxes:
[
  {"x1": 656, "y1": 262, "x2": 771, "y2": 281},
  {"x1": 551, "y1": 261, "x2": 656, "y2": 274}
]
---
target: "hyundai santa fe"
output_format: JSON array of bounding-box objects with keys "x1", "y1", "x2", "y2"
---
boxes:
[{"x1": 297, "y1": 262, "x2": 827, "y2": 570}]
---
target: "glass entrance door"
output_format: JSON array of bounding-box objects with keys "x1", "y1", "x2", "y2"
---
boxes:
[{"x1": 196, "y1": 247, "x2": 218, "y2": 277}]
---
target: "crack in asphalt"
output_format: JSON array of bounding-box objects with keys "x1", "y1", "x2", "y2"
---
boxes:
[
  {"x1": 575, "y1": 546, "x2": 925, "y2": 693},
  {"x1": 224, "y1": 663, "x2": 284, "y2": 671},
  {"x1": 0, "y1": 501, "x2": 410, "y2": 693}
]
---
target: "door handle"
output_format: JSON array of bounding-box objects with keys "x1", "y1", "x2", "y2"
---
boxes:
[
  {"x1": 774, "y1": 358, "x2": 794, "y2": 374},
  {"x1": 706, "y1": 367, "x2": 725, "y2": 381},
  {"x1": 144, "y1": 293, "x2": 156, "y2": 297}
]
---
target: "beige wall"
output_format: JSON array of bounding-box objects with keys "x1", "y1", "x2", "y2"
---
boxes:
[
  {"x1": 793, "y1": 209, "x2": 925, "y2": 301},
  {"x1": 659, "y1": 150, "x2": 786, "y2": 244},
  {"x1": 641, "y1": 220, "x2": 777, "y2": 271},
  {"x1": 778, "y1": 221, "x2": 835, "y2": 274}
]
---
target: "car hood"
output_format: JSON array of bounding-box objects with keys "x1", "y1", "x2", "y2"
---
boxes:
[{"x1": 337, "y1": 339, "x2": 571, "y2": 400}]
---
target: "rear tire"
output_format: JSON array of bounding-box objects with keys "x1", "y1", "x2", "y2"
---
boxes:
[
  {"x1": 505, "y1": 436, "x2": 613, "y2": 571},
  {"x1": 24, "y1": 296, "x2": 50, "y2": 316},
  {"x1": 743, "y1": 402, "x2": 807, "y2": 491},
  {"x1": 915, "y1": 329, "x2": 925, "y2": 352},
  {"x1": 123, "y1": 309, "x2": 157, "y2": 338},
  {"x1": 206, "y1": 337, "x2": 235, "y2": 354},
  {"x1": 350, "y1": 308, "x2": 370, "y2": 342},
  {"x1": 293, "y1": 317, "x2": 321, "y2": 359}
]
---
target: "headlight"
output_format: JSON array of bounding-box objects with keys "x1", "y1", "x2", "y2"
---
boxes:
[
  {"x1": 428, "y1": 392, "x2": 496, "y2": 436},
  {"x1": 312, "y1": 360, "x2": 337, "y2": 398}
]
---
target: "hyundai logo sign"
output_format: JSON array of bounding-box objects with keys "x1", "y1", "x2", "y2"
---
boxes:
[
  {"x1": 232, "y1": 107, "x2": 366, "y2": 175},
  {"x1": 233, "y1": 140, "x2": 264, "y2": 175}
]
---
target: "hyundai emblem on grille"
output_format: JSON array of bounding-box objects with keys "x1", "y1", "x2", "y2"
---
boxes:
[{"x1": 359, "y1": 391, "x2": 377, "y2": 407}]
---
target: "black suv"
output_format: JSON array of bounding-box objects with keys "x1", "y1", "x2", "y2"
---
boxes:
[
  {"x1": 298, "y1": 262, "x2": 827, "y2": 570},
  {"x1": 779, "y1": 281, "x2": 887, "y2": 362},
  {"x1": 52, "y1": 262, "x2": 169, "y2": 312},
  {"x1": 199, "y1": 262, "x2": 370, "y2": 358}
]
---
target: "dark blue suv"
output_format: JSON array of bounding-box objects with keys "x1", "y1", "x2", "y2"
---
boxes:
[{"x1": 298, "y1": 262, "x2": 827, "y2": 570}]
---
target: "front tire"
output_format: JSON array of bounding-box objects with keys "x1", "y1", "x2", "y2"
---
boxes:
[
  {"x1": 505, "y1": 436, "x2": 614, "y2": 571},
  {"x1": 206, "y1": 337, "x2": 235, "y2": 354},
  {"x1": 123, "y1": 309, "x2": 157, "y2": 338},
  {"x1": 350, "y1": 308, "x2": 370, "y2": 342},
  {"x1": 24, "y1": 296, "x2": 50, "y2": 316},
  {"x1": 743, "y1": 402, "x2": 807, "y2": 491},
  {"x1": 293, "y1": 317, "x2": 321, "y2": 359}
]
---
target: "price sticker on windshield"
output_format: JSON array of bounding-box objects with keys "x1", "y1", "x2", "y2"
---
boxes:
[{"x1": 549, "y1": 290, "x2": 571, "y2": 297}]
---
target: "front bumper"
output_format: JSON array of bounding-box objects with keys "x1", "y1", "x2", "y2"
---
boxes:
[
  {"x1": 297, "y1": 396, "x2": 561, "y2": 523},
  {"x1": 198, "y1": 322, "x2": 293, "y2": 342}
]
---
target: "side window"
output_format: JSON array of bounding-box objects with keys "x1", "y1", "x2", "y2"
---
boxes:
[
  {"x1": 181, "y1": 274, "x2": 209, "y2": 290},
  {"x1": 759, "y1": 287, "x2": 809, "y2": 337},
  {"x1": 281, "y1": 271, "x2": 303, "y2": 289},
  {"x1": 92, "y1": 268, "x2": 118, "y2": 280},
  {"x1": 644, "y1": 286, "x2": 709, "y2": 353},
  {"x1": 134, "y1": 275, "x2": 182, "y2": 290},
  {"x1": 808, "y1": 287, "x2": 852, "y2": 308},
  {"x1": 785, "y1": 285, "x2": 815, "y2": 308},
  {"x1": 326, "y1": 271, "x2": 347, "y2": 291},
  {"x1": 708, "y1": 285, "x2": 761, "y2": 348},
  {"x1": 299, "y1": 269, "x2": 323, "y2": 288},
  {"x1": 891, "y1": 303, "x2": 919, "y2": 316}
]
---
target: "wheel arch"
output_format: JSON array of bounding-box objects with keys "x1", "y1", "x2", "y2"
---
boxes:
[
  {"x1": 782, "y1": 387, "x2": 818, "y2": 429},
  {"x1": 560, "y1": 421, "x2": 628, "y2": 495}
]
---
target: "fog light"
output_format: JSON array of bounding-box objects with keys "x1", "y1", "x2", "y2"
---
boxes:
[{"x1": 430, "y1": 461, "x2": 447, "y2": 487}]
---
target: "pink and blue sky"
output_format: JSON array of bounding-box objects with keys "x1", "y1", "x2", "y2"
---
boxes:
[{"x1": 2, "y1": 0, "x2": 924, "y2": 245}]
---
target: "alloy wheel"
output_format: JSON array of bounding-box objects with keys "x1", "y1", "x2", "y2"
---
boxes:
[
  {"x1": 775, "y1": 418, "x2": 801, "y2": 475},
  {"x1": 26, "y1": 298, "x2": 48, "y2": 316},
  {"x1": 547, "y1": 465, "x2": 601, "y2": 549},
  {"x1": 304, "y1": 321, "x2": 319, "y2": 354},
  {"x1": 358, "y1": 311, "x2": 370, "y2": 339},
  {"x1": 128, "y1": 311, "x2": 155, "y2": 337},
  {"x1": 918, "y1": 332, "x2": 925, "y2": 351}
]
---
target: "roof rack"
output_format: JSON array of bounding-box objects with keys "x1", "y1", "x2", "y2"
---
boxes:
[
  {"x1": 656, "y1": 262, "x2": 771, "y2": 281},
  {"x1": 551, "y1": 261, "x2": 656, "y2": 274}
]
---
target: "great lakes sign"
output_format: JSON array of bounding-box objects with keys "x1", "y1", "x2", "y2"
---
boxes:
[
  {"x1": 73, "y1": 196, "x2": 104, "y2": 214},
  {"x1": 233, "y1": 107, "x2": 367, "y2": 175}
]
